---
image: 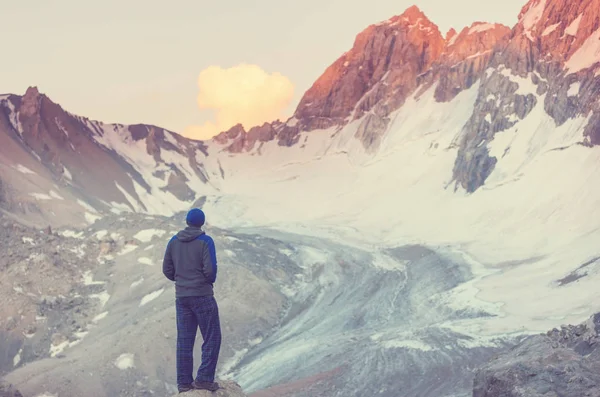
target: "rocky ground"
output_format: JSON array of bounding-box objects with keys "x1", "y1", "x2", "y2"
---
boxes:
[
  {"x1": 474, "y1": 313, "x2": 600, "y2": 397},
  {"x1": 0, "y1": 213, "x2": 113, "y2": 375},
  {"x1": 1, "y1": 212, "x2": 294, "y2": 397},
  {"x1": 4, "y1": 210, "x2": 600, "y2": 397}
]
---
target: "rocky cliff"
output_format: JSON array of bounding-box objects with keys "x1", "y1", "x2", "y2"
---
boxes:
[{"x1": 474, "y1": 313, "x2": 600, "y2": 397}]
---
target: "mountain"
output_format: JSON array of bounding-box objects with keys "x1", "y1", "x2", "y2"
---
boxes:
[
  {"x1": 0, "y1": 87, "x2": 216, "y2": 227},
  {"x1": 2, "y1": 0, "x2": 600, "y2": 396},
  {"x1": 1, "y1": 0, "x2": 599, "y2": 225}
]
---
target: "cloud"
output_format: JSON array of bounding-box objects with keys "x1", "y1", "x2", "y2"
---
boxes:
[{"x1": 184, "y1": 64, "x2": 294, "y2": 140}]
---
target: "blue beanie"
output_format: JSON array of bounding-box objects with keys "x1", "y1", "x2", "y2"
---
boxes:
[{"x1": 186, "y1": 208, "x2": 205, "y2": 227}]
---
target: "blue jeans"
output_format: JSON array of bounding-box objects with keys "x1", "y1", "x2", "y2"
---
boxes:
[{"x1": 175, "y1": 296, "x2": 222, "y2": 386}]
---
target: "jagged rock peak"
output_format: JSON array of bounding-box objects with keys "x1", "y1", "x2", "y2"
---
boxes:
[
  {"x1": 20, "y1": 86, "x2": 43, "y2": 117},
  {"x1": 293, "y1": 4, "x2": 445, "y2": 131},
  {"x1": 446, "y1": 27, "x2": 458, "y2": 42},
  {"x1": 380, "y1": 5, "x2": 439, "y2": 29}
]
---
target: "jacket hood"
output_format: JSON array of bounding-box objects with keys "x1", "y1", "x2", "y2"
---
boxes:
[{"x1": 176, "y1": 226, "x2": 205, "y2": 242}]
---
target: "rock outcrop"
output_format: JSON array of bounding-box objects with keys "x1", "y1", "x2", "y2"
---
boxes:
[
  {"x1": 214, "y1": 122, "x2": 281, "y2": 153},
  {"x1": 432, "y1": 22, "x2": 511, "y2": 102},
  {"x1": 473, "y1": 313, "x2": 600, "y2": 397},
  {"x1": 172, "y1": 380, "x2": 246, "y2": 397}
]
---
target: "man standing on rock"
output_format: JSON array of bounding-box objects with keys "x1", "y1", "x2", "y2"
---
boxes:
[{"x1": 163, "y1": 208, "x2": 221, "y2": 393}]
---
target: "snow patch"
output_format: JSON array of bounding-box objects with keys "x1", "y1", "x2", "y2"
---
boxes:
[
  {"x1": 92, "y1": 311, "x2": 108, "y2": 323},
  {"x1": 137, "y1": 257, "x2": 154, "y2": 266},
  {"x1": 90, "y1": 291, "x2": 110, "y2": 308},
  {"x1": 164, "y1": 131, "x2": 180, "y2": 149},
  {"x1": 381, "y1": 339, "x2": 435, "y2": 351},
  {"x1": 118, "y1": 244, "x2": 138, "y2": 256},
  {"x1": 115, "y1": 181, "x2": 144, "y2": 212},
  {"x1": 469, "y1": 23, "x2": 496, "y2": 34},
  {"x1": 130, "y1": 277, "x2": 144, "y2": 289},
  {"x1": 29, "y1": 193, "x2": 52, "y2": 200},
  {"x1": 520, "y1": 0, "x2": 547, "y2": 41},
  {"x1": 13, "y1": 348, "x2": 22, "y2": 366},
  {"x1": 370, "y1": 252, "x2": 407, "y2": 271},
  {"x1": 85, "y1": 212, "x2": 102, "y2": 224},
  {"x1": 63, "y1": 166, "x2": 73, "y2": 181},
  {"x1": 140, "y1": 288, "x2": 164, "y2": 306},
  {"x1": 68, "y1": 244, "x2": 87, "y2": 258},
  {"x1": 3, "y1": 98, "x2": 23, "y2": 133},
  {"x1": 94, "y1": 230, "x2": 108, "y2": 240},
  {"x1": 110, "y1": 232, "x2": 122, "y2": 240},
  {"x1": 49, "y1": 190, "x2": 64, "y2": 200},
  {"x1": 83, "y1": 271, "x2": 105, "y2": 286},
  {"x1": 114, "y1": 353, "x2": 135, "y2": 370},
  {"x1": 77, "y1": 199, "x2": 98, "y2": 213},
  {"x1": 60, "y1": 230, "x2": 84, "y2": 239},
  {"x1": 447, "y1": 33, "x2": 459, "y2": 47},
  {"x1": 49, "y1": 341, "x2": 69, "y2": 357},
  {"x1": 542, "y1": 22, "x2": 560, "y2": 37},
  {"x1": 565, "y1": 14, "x2": 582, "y2": 36},
  {"x1": 565, "y1": 28, "x2": 600, "y2": 74},
  {"x1": 567, "y1": 82, "x2": 581, "y2": 97},
  {"x1": 13, "y1": 164, "x2": 35, "y2": 174},
  {"x1": 500, "y1": 69, "x2": 538, "y2": 96},
  {"x1": 134, "y1": 229, "x2": 166, "y2": 243}
]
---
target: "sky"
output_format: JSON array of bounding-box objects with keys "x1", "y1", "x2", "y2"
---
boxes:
[{"x1": 0, "y1": 0, "x2": 527, "y2": 139}]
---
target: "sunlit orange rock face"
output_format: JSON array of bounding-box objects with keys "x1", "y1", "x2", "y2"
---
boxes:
[
  {"x1": 502, "y1": 0, "x2": 600, "y2": 76},
  {"x1": 294, "y1": 6, "x2": 445, "y2": 129}
]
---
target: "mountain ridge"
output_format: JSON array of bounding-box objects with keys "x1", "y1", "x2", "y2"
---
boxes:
[{"x1": 0, "y1": 0, "x2": 599, "y2": 226}]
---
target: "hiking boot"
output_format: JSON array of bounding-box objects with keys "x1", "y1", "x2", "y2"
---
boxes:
[
  {"x1": 178, "y1": 384, "x2": 194, "y2": 393},
  {"x1": 193, "y1": 380, "x2": 219, "y2": 391}
]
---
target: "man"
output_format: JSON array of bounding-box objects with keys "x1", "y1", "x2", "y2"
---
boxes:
[{"x1": 162, "y1": 208, "x2": 221, "y2": 393}]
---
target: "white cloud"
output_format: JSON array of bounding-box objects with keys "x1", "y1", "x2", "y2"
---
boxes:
[{"x1": 184, "y1": 64, "x2": 294, "y2": 140}]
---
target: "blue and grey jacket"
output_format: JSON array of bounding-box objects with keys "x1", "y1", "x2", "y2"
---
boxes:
[{"x1": 162, "y1": 226, "x2": 218, "y2": 297}]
